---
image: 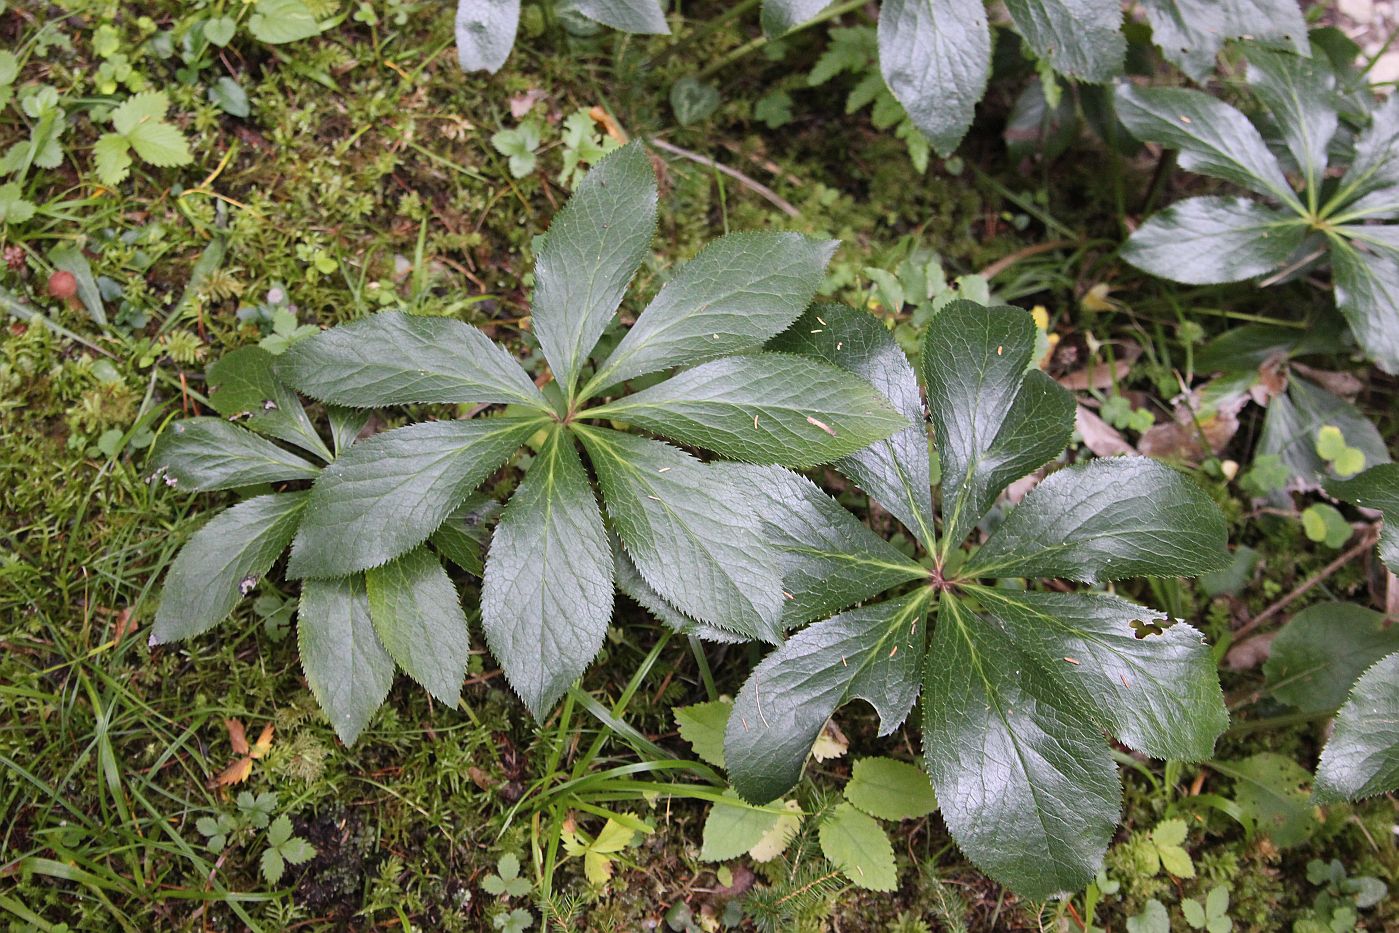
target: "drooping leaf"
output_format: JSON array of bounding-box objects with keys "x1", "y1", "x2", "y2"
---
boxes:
[
  {"x1": 1256, "y1": 375, "x2": 1391, "y2": 485},
  {"x1": 577, "y1": 427, "x2": 785, "y2": 641},
  {"x1": 591, "y1": 233, "x2": 836, "y2": 389},
  {"x1": 1327, "y1": 463, "x2": 1399, "y2": 572},
  {"x1": 429, "y1": 493, "x2": 501, "y2": 577},
  {"x1": 287, "y1": 416, "x2": 541, "y2": 578},
  {"x1": 152, "y1": 418, "x2": 320, "y2": 491},
  {"x1": 725, "y1": 592, "x2": 927, "y2": 804},
  {"x1": 207, "y1": 346, "x2": 331, "y2": 461},
  {"x1": 923, "y1": 595, "x2": 1120, "y2": 900},
  {"x1": 972, "y1": 588, "x2": 1227, "y2": 760},
  {"x1": 1244, "y1": 45, "x2": 1338, "y2": 189},
  {"x1": 715, "y1": 463, "x2": 925, "y2": 627},
  {"x1": 770, "y1": 303, "x2": 935, "y2": 547},
  {"x1": 481, "y1": 427, "x2": 614, "y2": 719},
  {"x1": 612, "y1": 545, "x2": 745, "y2": 644},
  {"x1": 455, "y1": 0, "x2": 519, "y2": 73},
  {"x1": 297, "y1": 575, "x2": 395, "y2": 745},
  {"x1": 589, "y1": 354, "x2": 908, "y2": 468},
  {"x1": 1114, "y1": 83, "x2": 1300, "y2": 208},
  {"x1": 1314, "y1": 652, "x2": 1399, "y2": 802},
  {"x1": 1263, "y1": 603, "x2": 1399, "y2": 713},
  {"x1": 843, "y1": 757, "x2": 938, "y2": 821},
  {"x1": 879, "y1": 0, "x2": 991, "y2": 157},
  {"x1": 674, "y1": 699, "x2": 733, "y2": 768},
  {"x1": 152, "y1": 492, "x2": 308, "y2": 643},
  {"x1": 1139, "y1": 0, "x2": 1307, "y2": 82},
  {"x1": 818, "y1": 802, "x2": 897, "y2": 891},
  {"x1": 1004, "y1": 0, "x2": 1124, "y2": 83},
  {"x1": 1329, "y1": 234, "x2": 1399, "y2": 375},
  {"x1": 1121, "y1": 196, "x2": 1308, "y2": 284},
  {"x1": 531, "y1": 142, "x2": 657, "y2": 395},
  {"x1": 922, "y1": 301, "x2": 1074, "y2": 552},
  {"x1": 761, "y1": 0, "x2": 834, "y2": 36},
  {"x1": 275, "y1": 312, "x2": 547, "y2": 409},
  {"x1": 964, "y1": 457, "x2": 1229, "y2": 583},
  {"x1": 569, "y1": 0, "x2": 669, "y2": 34},
  {"x1": 364, "y1": 546, "x2": 470, "y2": 705}
]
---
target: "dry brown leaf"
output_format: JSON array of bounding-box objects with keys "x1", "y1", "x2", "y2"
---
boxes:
[
  {"x1": 225, "y1": 718, "x2": 249, "y2": 756},
  {"x1": 588, "y1": 106, "x2": 628, "y2": 143},
  {"x1": 1056, "y1": 343, "x2": 1141, "y2": 391},
  {"x1": 1076, "y1": 405, "x2": 1136, "y2": 457},
  {"x1": 1291, "y1": 362, "x2": 1364, "y2": 400},
  {"x1": 213, "y1": 756, "x2": 254, "y2": 787},
  {"x1": 250, "y1": 723, "x2": 275, "y2": 760},
  {"x1": 509, "y1": 88, "x2": 546, "y2": 118}
]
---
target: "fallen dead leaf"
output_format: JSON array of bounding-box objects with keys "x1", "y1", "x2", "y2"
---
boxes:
[{"x1": 1076, "y1": 405, "x2": 1136, "y2": 457}]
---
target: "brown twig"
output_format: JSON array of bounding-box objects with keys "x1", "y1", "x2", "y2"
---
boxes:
[
  {"x1": 1232, "y1": 525, "x2": 1379, "y2": 645},
  {"x1": 977, "y1": 237, "x2": 1078, "y2": 281},
  {"x1": 646, "y1": 137, "x2": 801, "y2": 218}
]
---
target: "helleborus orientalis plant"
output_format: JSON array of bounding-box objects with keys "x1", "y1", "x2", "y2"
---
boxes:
[
  {"x1": 1118, "y1": 43, "x2": 1399, "y2": 373},
  {"x1": 455, "y1": 0, "x2": 668, "y2": 74},
  {"x1": 715, "y1": 299, "x2": 1232, "y2": 899},
  {"x1": 151, "y1": 141, "x2": 911, "y2": 741}
]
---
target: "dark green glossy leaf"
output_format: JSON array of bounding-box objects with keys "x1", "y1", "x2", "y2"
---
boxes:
[
  {"x1": 1004, "y1": 0, "x2": 1124, "y2": 82},
  {"x1": 1244, "y1": 45, "x2": 1337, "y2": 189},
  {"x1": 531, "y1": 142, "x2": 657, "y2": 395},
  {"x1": 298, "y1": 575, "x2": 395, "y2": 745},
  {"x1": 577, "y1": 426, "x2": 784, "y2": 641},
  {"x1": 1263, "y1": 603, "x2": 1399, "y2": 713},
  {"x1": 481, "y1": 427, "x2": 614, "y2": 719},
  {"x1": 1122, "y1": 196, "x2": 1307, "y2": 284},
  {"x1": 327, "y1": 406, "x2": 369, "y2": 456},
  {"x1": 570, "y1": 0, "x2": 669, "y2": 34},
  {"x1": 1314, "y1": 652, "x2": 1399, "y2": 802},
  {"x1": 879, "y1": 0, "x2": 991, "y2": 157},
  {"x1": 923, "y1": 595, "x2": 1120, "y2": 900},
  {"x1": 761, "y1": 0, "x2": 833, "y2": 36},
  {"x1": 207, "y1": 346, "x2": 331, "y2": 461},
  {"x1": 365, "y1": 546, "x2": 470, "y2": 705},
  {"x1": 725, "y1": 592, "x2": 927, "y2": 803},
  {"x1": 1327, "y1": 463, "x2": 1399, "y2": 572},
  {"x1": 590, "y1": 354, "x2": 908, "y2": 468},
  {"x1": 455, "y1": 0, "x2": 518, "y2": 73},
  {"x1": 964, "y1": 458, "x2": 1229, "y2": 583},
  {"x1": 287, "y1": 416, "x2": 540, "y2": 579},
  {"x1": 1334, "y1": 93, "x2": 1399, "y2": 219},
  {"x1": 1114, "y1": 83, "x2": 1300, "y2": 208},
  {"x1": 613, "y1": 544, "x2": 745, "y2": 644},
  {"x1": 922, "y1": 301, "x2": 1074, "y2": 553},
  {"x1": 275, "y1": 312, "x2": 547, "y2": 409},
  {"x1": 1329, "y1": 233, "x2": 1399, "y2": 375},
  {"x1": 152, "y1": 492, "x2": 308, "y2": 643},
  {"x1": 1140, "y1": 0, "x2": 1307, "y2": 82},
  {"x1": 591, "y1": 232, "x2": 836, "y2": 389},
  {"x1": 972, "y1": 588, "x2": 1227, "y2": 760},
  {"x1": 771, "y1": 303, "x2": 935, "y2": 549},
  {"x1": 152, "y1": 418, "x2": 319, "y2": 491},
  {"x1": 430, "y1": 493, "x2": 501, "y2": 576}
]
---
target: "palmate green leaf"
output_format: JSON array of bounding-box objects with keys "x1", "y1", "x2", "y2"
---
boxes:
[
  {"x1": 924, "y1": 594, "x2": 1121, "y2": 900},
  {"x1": 1139, "y1": 0, "x2": 1307, "y2": 82},
  {"x1": 208, "y1": 346, "x2": 331, "y2": 461},
  {"x1": 532, "y1": 142, "x2": 657, "y2": 396},
  {"x1": 455, "y1": 0, "x2": 518, "y2": 73},
  {"x1": 878, "y1": 0, "x2": 991, "y2": 157},
  {"x1": 818, "y1": 802, "x2": 897, "y2": 891},
  {"x1": 922, "y1": 301, "x2": 1074, "y2": 553},
  {"x1": 1257, "y1": 375, "x2": 1391, "y2": 485},
  {"x1": 577, "y1": 427, "x2": 784, "y2": 641},
  {"x1": 589, "y1": 354, "x2": 908, "y2": 468},
  {"x1": 761, "y1": 0, "x2": 834, "y2": 36},
  {"x1": 365, "y1": 546, "x2": 470, "y2": 705},
  {"x1": 1121, "y1": 197, "x2": 1308, "y2": 285},
  {"x1": 1243, "y1": 46, "x2": 1338, "y2": 190},
  {"x1": 152, "y1": 492, "x2": 308, "y2": 643},
  {"x1": 1263, "y1": 603, "x2": 1399, "y2": 714},
  {"x1": 1329, "y1": 233, "x2": 1399, "y2": 375},
  {"x1": 1327, "y1": 463, "x2": 1399, "y2": 572},
  {"x1": 725, "y1": 592, "x2": 927, "y2": 804},
  {"x1": 971, "y1": 588, "x2": 1227, "y2": 760},
  {"x1": 1114, "y1": 84, "x2": 1300, "y2": 208},
  {"x1": 1314, "y1": 652, "x2": 1399, "y2": 802},
  {"x1": 963, "y1": 458, "x2": 1229, "y2": 583},
  {"x1": 1004, "y1": 0, "x2": 1124, "y2": 83},
  {"x1": 152, "y1": 418, "x2": 320, "y2": 491},
  {"x1": 844, "y1": 757, "x2": 938, "y2": 821},
  {"x1": 613, "y1": 546, "x2": 744, "y2": 644},
  {"x1": 287, "y1": 416, "x2": 541, "y2": 579},
  {"x1": 275, "y1": 312, "x2": 547, "y2": 410},
  {"x1": 715, "y1": 463, "x2": 924, "y2": 627},
  {"x1": 297, "y1": 575, "x2": 395, "y2": 745},
  {"x1": 1332, "y1": 90, "x2": 1399, "y2": 219},
  {"x1": 770, "y1": 304, "x2": 935, "y2": 548},
  {"x1": 569, "y1": 0, "x2": 669, "y2": 34},
  {"x1": 481, "y1": 426, "x2": 614, "y2": 719},
  {"x1": 589, "y1": 232, "x2": 837, "y2": 390}
]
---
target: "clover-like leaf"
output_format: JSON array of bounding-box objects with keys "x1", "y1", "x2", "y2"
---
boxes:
[
  {"x1": 1257, "y1": 375, "x2": 1391, "y2": 486},
  {"x1": 1313, "y1": 652, "x2": 1399, "y2": 802},
  {"x1": 298, "y1": 575, "x2": 395, "y2": 745},
  {"x1": 365, "y1": 546, "x2": 470, "y2": 705}
]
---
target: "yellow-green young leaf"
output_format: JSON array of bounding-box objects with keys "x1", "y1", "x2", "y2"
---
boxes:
[
  {"x1": 674, "y1": 699, "x2": 732, "y2": 768},
  {"x1": 818, "y1": 802, "x2": 897, "y2": 891},
  {"x1": 1263, "y1": 603, "x2": 1399, "y2": 713},
  {"x1": 1314, "y1": 652, "x2": 1399, "y2": 802},
  {"x1": 1258, "y1": 375, "x2": 1391, "y2": 485},
  {"x1": 152, "y1": 418, "x2": 320, "y2": 491},
  {"x1": 152, "y1": 492, "x2": 308, "y2": 643},
  {"x1": 1300, "y1": 503, "x2": 1351, "y2": 549},
  {"x1": 1327, "y1": 463, "x2": 1399, "y2": 572},
  {"x1": 1315, "y1": 425, "x2": 1347, "y2": 461},
  {"x1": 746, "y1": 800, "x2": 801, "y2": 862},
  {"x1": 455, "y1": 0, "x2": 519, "y2": 73},
  {"x1": 700, "y1": 790, "x2": 785, "y2": 861},
  {"x1": 93, "y1": 134, "x2": 133, "y2": 186},
  {"x1": 125, "y1": 119, "x2": 192, "y2": 168},
  {"x1": 365, "y1": 547, "x2": 469, "y2": 705},
  {"x1": 879, "y1": 0, "x2": 990, "y2": 157},
  {"x1": 843, "y1": 757, "x2": 937, "y2": 821},
  {"x1": 297, "y1": 575, "x2": 395, "y2": 745},
  {"x1": 1150, "y1": 820, "x2": 1195, "y2": 878},
  {"x1": 110, "y1": 91, "x2": 171, "y2": 135},
  {"x1": 207, "y1": 346, "x2": 331, "y2": 461},
  {"x1": 248, "y1": 0, "x2": 322, "y2": 43}
]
